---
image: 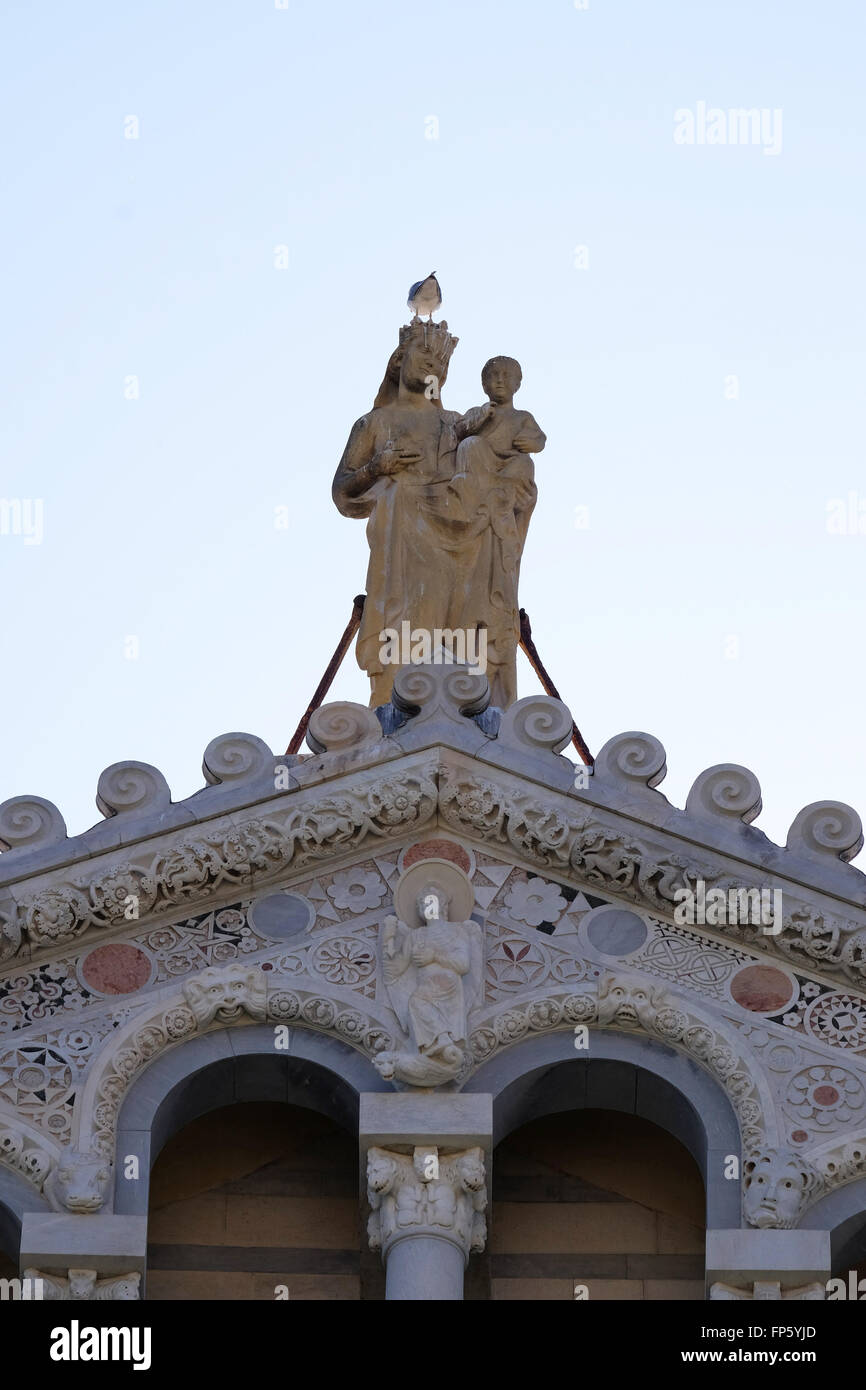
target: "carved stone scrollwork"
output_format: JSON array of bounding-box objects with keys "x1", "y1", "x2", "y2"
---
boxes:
[
  {"x1": 367, "y1": 1145, "x2": 487, "y2": 1261},
  {"x1": 307, "y1": 702, "x2": 383, "y2": 753},
  {"x1": 391, "y1": 664, "x2": 490, "y2": 724},
  {"x1": 787, "y1": 801, "x2": 864, "y2": 863},
  {"x1": 202, "y1": 732, "x2": 275, "y2": 785},
  {"x1": 95, "y1": 762, "x2": 171, "y2": 819},
  {"x1": 592, "y1": 732, "x2": 667, "y2": 793},
  {"x1": 686, "y1": 764, "x2": 763, "y2": 826},
  {"x1": 23, "y1": 1268, "x2": 140, "y2": 1300},
  {"x1": 496, "y1": 697, "x2": 573, "y2": 755},
  {"x1": 0, "y1": 796, "x2": 67, "y2": 852}
]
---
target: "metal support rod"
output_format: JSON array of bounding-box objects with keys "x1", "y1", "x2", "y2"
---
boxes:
[
  {"x1": 518, "y1": 608, "x2": 594, "y2": 765},
  {"x1": 285, "y1": 595, "x2": 366, "y2": 755},
  {"x1": 285, "y1": 596, "x2": 593, "y2": 768}
]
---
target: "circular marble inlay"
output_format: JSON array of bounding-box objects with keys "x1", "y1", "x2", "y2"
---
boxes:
[
  {"x1": 585, "y1": 907, "x2": 649, "y2": 958},
  {"x1": 400, "y1": 839, "x2": 473, "y2": 875},
  {"x1": 813, "y1": 1084, "x2": 840, "y2": 1107},
  {"x1": 248, "y1": 892, "x2": 314, "y2": 940},
  {"x1": 80, "y1": 943, "x2": 153, "y2": 996},
  {"x1": 791, "y1": 1130, "x2": 809, "y2": 1144},
  {"x1": 729, "y1": 964, "x2": 796, "y2": 1015}
]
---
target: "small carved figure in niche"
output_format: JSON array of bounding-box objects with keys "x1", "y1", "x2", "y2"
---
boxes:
[{"x1": 374, "y1": 858, "x2": 482, "y2": 1087}]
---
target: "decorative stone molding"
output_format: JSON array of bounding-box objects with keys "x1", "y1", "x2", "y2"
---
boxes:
[
  {"x1": 366, "y1": 1145, "x2": 487, "y2": 1262},
  {"x1": 23, "y1": 1267, "x2": 140, "y2": 1300},
  {"x1": 710, "y1": 1280, "x2": 824, "y2": 1300},
  {"x1": 5, "y1": 763, "x2": 437, "y2": 956},
  {"x1": 686, "y1": 764, "x2": 762, "y2": 826},
  {"x1": 469, "y1": 973, "x2": 772, "y2": 1158}
]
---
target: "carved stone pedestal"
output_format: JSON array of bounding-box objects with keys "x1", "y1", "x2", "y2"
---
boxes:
[
  {"x1": 19, "y1": 1213, "x2": 147, "y2": 1299},
  {"x1": 706, "y1": 1229, "x2": 831, "y2": 1301}
]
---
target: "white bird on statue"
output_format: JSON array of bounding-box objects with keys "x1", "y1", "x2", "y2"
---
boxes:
[{"x1": 407, "y1": 271, "x2": 442, "y2": 321}]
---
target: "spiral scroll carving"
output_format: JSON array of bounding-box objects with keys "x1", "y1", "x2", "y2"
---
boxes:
[
  {"x1": 686, "y1": 764, "x2": 762, "y2": 824},
  {"x1": 202, "y1": 732, "x2": 274, "y2": 785},
  {"x1": 0, "y1": 796, "x2": 67, "y2": 852},
  {"x1": 593, "y1": 732, "x2": 667, "y2": 790},
  {"x1": 307, "y1": 702, "x2": 382, "y2": 753},
  {"x1": 498, "y1": 696, "x2": 573, "y2": 753},
  {"x1": 96, "y1": 762, "x2": 171, "y2": 819},
  {"x1": 787, "y1": 801, "x2": 864, "y2": 862}
]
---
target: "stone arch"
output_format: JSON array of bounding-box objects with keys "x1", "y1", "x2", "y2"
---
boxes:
[
  {"x1": 113, "y1": 1024, "x2": 387, "y2": 1216},
  {"x1": 464, "y1": 1027, "x2": 744, "y2": 1227},
  {"x1": 76, "y1": 967, "x2": 395, "y2": 1159}
]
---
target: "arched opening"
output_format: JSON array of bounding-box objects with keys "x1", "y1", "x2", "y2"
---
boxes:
[
  {"x1": 146, "y1": 1101, "x2": 371, "y2": 1300},
  {"x1": 485, "y1": 1109, "x2": 705, "y2": 1300}
]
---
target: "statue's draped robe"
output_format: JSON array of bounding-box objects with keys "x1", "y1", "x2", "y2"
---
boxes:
[{"x1": 333, "y1": 404, "x2": 538, "y2": 707}]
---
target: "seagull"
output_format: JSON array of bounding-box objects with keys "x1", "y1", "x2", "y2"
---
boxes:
[{"x1": 407, "y1": 272, "x2": 442, "y2": 321}]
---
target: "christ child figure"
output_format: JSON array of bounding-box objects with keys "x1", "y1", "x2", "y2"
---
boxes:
[{"x1": 454, "y1": 355, "x2": 546, "y2": 489}]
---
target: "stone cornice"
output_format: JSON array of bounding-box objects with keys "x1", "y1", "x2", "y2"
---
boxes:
[{"x1": 0, "y1": 667, "x2": 864, "y2": 987}]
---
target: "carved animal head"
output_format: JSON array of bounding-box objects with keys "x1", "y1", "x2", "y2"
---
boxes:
[
  {"x1": 456, "y1": 1152, "x2": 486, "y2": 1193},
  {"x1": 182, "y1": 963, "x2": 267, "y2": 1026},
  {"x1": 48, "y1": 1152, "x2": 112, "y2": 1214},
  {"x1": 367, "y1": 1149, "x2": 398, "y2": 1195}
]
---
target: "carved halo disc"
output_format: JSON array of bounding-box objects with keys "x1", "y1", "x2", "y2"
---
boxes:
[{"x1": 393, "y1": 857, "x2": 475, "y2": 925}]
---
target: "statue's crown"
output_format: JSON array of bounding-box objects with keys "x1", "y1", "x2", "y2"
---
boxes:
[{"x1": 398, "y1": 318, "x2": 458, "y2": 366}]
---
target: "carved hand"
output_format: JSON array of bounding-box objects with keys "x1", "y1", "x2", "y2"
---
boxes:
[{"x1": 374, "y1": 446, "x2": 422, "y2": 477}]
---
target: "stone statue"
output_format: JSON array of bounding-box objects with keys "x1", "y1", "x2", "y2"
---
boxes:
[
  {"x1": 332, "y1": 317, "x2": 545, "y2": 709},
  {"x1": 373, "y1": 858, "x2": 482, "y2": 1087}
]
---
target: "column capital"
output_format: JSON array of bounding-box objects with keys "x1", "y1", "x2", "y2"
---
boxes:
[{"x1": 367, "y1": 1144, "x2": 487, "y2": 1264}]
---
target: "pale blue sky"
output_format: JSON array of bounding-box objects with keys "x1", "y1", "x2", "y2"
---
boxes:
[{"x1": 1, "y1": 0, "x2": 864, "y2": 855}]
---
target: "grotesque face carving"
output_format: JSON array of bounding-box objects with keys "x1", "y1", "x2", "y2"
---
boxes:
[
  {"x1": 367, "y1": 1150, "x2": 397, "y2": 1195},
  {"x1": 597, "y1": 975, "x2": 661, "y2": 1029},
  {"x1": 48, "y1": 1152, "x2": 112, "y2": 1213},
  {"x1": 743, "y1": 1150, "x2": 822, "y2": 1229},
  {"x1": 457, "y1": 1153, "x2": 486, "y2": 1193},
  {"x1": 183, "y1": 964, "x2": 268, "y2": 1027}
]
